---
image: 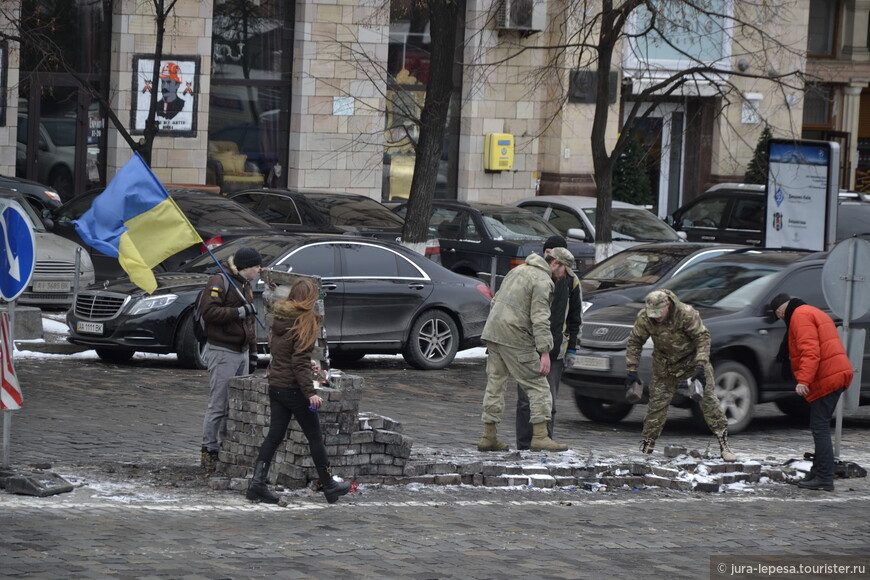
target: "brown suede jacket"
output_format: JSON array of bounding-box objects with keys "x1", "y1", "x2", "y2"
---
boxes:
[{"x1": 268, "y1": 302, "x2": 316, "y2": 398}]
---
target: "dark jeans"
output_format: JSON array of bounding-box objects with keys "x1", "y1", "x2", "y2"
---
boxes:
[
  {"x1": 809, "y1": 388, "x2": 844, "y2": 483},
  {"x1": 256, "y1": 387, "x2": 330, "y2": 482}
]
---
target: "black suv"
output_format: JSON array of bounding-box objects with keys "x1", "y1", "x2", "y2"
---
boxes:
[
  {"x1": 393, "y1": 200, "x2": 596, "y2": 289},
  {"x1": 562, "y1": 249, "x2": 870, "y2": 433},
  {"x1": 669, "y1": 183, "x2": 870, "y2": 245},
  {"x1": 229, "y1": 188, "x2": 407, "y2": 240}
]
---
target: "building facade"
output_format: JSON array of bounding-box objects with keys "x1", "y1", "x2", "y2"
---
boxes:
[{"x1": 2, "y1": 0, "x2": 868, "y2": 219}]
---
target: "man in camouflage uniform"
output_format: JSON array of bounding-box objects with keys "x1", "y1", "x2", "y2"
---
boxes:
[
  {"x1": 625, "y1": 289, "x2": 737, "y2": 461},
  {"x1": 478, "y1": 247, "x2": 575, "y2": 452}
]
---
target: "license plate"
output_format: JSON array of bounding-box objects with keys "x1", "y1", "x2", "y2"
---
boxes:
[
  {"x1": 574, "y1": 355, "x2": 610, "y2": 371},
  {"x1": 33, "y1": 280, "x2": 71, "y2": 292},
  {"x1": 76, "y1": 321, "x2": 104, "y2": 334}
]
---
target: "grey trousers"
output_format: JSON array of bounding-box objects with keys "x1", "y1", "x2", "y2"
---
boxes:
[
  {"x1": 516, "y1": 358, "x2": 563, "y2": 448},
  {"x1": 201, "y1": 344, "x2": 247, "y2": 453}
]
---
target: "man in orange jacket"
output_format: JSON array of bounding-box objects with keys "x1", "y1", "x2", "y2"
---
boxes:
[{"x1": 771, "y1": 293, "x2": 853, "y2": 491}]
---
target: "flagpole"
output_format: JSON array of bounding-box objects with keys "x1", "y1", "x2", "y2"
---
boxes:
[{"x1": 201, "y1": 244, "x2": 266, "y2": 331}]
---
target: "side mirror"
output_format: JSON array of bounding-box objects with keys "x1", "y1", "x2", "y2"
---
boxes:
[{"x1": 566, "y1": 228, "x2": 586, "y2": 242}]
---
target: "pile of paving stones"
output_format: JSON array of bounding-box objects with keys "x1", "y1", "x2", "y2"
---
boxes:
[
  {"x1": 218, "y1": 373, "x2": 414, "y2": 490},
  {"x1": 214, "y1": 372, "x2": 803, "y2": 494}
]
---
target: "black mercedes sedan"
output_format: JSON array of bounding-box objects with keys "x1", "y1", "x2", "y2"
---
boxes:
[{"x1": 67, "y1": 234, "x2": 492, "y2": 371}]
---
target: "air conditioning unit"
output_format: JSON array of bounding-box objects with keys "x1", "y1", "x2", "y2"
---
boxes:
[{"x1": 496, "y1": 0, "x2": 546, "y2": 32}]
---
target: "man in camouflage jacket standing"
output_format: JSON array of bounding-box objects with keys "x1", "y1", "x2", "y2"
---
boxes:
[
  {"x1": 478, "y1": 247, "x2": 575, "y2": 452},
  {"x1": 625, "y1": 289, "x2": 737, "y2": 461}
]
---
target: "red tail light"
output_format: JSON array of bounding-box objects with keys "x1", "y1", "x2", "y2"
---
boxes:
[
  {"x1": 203, "y1": 236, "x2": 224, "y2": 251},
  {"x1": 425, "y1": 238, "x2": 440, "y2": 256},
  {"x1": 508, "y1": 258, "x2": 524, "y2": 269},
  {"x1": 476, "y1": 283, "x2": 493, "y2": 300}
]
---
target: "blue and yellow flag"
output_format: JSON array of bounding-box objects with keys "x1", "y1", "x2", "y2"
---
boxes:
[{"x1": 74, "y1": 152, "x2": 202, "y2": 293}]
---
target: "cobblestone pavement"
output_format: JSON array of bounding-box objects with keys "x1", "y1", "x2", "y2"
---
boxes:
[{"x1": 3, "y1": 353, "x2": 870, "y2": 578}]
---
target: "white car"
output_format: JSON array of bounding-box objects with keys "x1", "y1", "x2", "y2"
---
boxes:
[
  {"x1": 515, "y1": 196, "x2": 685, "y2": 253},
  {"x1": 0, "y1": 192, "x2": 94, "y2": 308}
]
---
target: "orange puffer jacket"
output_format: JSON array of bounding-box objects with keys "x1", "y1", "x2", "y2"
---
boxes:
[{"x1": 788, "y1": 304, "x2": 853, "y2": 402}]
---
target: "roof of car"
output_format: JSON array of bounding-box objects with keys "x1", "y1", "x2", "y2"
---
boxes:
[
  {"x1": 516, "y1": 195, "x2": 649, "y2": 210},
  {"x1": 241, "y1": 188, "x2": 373, "y2": 201},
  {"x1": 429, "y1": 199, "x2": 532, "y2": 212}
]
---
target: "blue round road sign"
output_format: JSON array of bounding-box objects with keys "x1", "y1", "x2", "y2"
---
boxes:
[{"x1": 0, "y1": 205, "x2": 36, "y2": 301}]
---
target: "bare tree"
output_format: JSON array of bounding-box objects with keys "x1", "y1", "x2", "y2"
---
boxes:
[{"x1": 1, "y1": 0, "x2": 180, "y2": 165}]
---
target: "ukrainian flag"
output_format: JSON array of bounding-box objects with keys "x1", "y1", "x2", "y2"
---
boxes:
[{"x1": 74, "y1": 152, "x2": 202, "y2": 294}]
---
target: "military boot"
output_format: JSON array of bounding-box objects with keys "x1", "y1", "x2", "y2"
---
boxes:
[
  {"x1": 716, "y1": 431, "x2": 737, "y2": 462},
  {"x1": 478, "y1": 423, "x2": 509, "y2": 452},
  {"x1": 530, "y1": 422, "x2": 568, "y2": 451},
  {"x1": 639, "y1": 439, "x2": 655, "y2": 454},
  {"x1": 246, "y1": 461, "x2": 280, "y2": 504},
  {"x1": 323, "y1": 476, "x2": 352, "y2": 504}
]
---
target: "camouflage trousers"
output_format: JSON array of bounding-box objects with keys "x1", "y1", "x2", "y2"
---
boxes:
[
  {"x1": 641, "y1": 363, "x2": 728, "y2": 441},
  {"x1": 481, "y1": 342, "x2": 553, "y2": 425}
]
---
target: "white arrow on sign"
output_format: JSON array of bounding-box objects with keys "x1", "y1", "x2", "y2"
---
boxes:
[{"x1": 0, "y1": 211, "x2": 21, "y2": 281}]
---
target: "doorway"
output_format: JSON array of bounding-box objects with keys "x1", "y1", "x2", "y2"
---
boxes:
[{"x1": 16, "y1": 80, "x2": 105, "y2": 202}]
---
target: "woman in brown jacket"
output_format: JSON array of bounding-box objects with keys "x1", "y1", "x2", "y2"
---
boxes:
[{"x1": 246, "y1": 278, "x2": 351, "y2": 504}]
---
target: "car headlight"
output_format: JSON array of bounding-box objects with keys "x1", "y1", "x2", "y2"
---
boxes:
[{"x1": 127, "y1": 294, "x2": 178, "y2": 315}]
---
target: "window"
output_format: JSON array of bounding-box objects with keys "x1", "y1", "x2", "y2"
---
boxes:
[
  {"x1": 803, "y1": 84, "x2": 834, "y2": 128},
  {"x1": 282, "y1": 244, "x2": 337, "y2": 278},
  {"x1": 727, "y1": 199, "x2": 764, "y2": 231},
  {"x1": 342, "y1": 244, "x2": 417, "y2": 278},
  {"x1": 807, "y1": 0, "x2": 838, "y2": 57},
  {"x1": 680, "y1": 198, "x2": 727, "y2": 228},
  {"x1": 209, "y1": 0, "x2": 292, "y2": 190}
]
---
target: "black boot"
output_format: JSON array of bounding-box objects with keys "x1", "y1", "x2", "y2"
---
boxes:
[
  {"x1": 323, "y1": 477, "x2": 351, "y2": 504},
  {"x1": 246, "y1": 461, "x2": 280, "y2": 504}
]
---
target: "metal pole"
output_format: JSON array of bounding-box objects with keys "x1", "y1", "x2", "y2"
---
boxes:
[
  {"x1": 834, "y1": 239, "x2": 858, "y2": 458},
  {"x1": 489, "y1": 256, "x2": 498, "y2": 294},
  {"x1": 2, "y1": 410, "x2": 10, "y2": 468}
]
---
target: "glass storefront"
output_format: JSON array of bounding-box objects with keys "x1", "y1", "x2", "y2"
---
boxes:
[
  {"x1": 208, "y1": 0, "x2": 293, "y2": 193},
  {"x1": 384, "y1": 0, "x2": 461, "y2": 201}
]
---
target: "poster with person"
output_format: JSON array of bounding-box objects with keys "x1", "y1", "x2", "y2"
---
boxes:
[{"x1": 131, "y1": 55, "x2": 199, "y2": 136}]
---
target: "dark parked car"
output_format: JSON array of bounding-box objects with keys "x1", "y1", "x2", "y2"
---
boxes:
[
  {"x1": 67, "y1": 234, "x2": 492, "y2": 370},
  {"x1": 515, "y1": 196, "x2": 684, "y2": 252},
  {"x1": 563, "y1": 249, "x2": 870, "y2": 433},
  {"x1": 0, "y1": 174, "x2": 63, "y2": 214},
  {"x1": 393, "y1": 200, "x2": 596, "y2": 289},
  {"x1": 48, "y1": 188, "x2": 277, "y2": 281},
  {"x1": 669, "y1": 183, "x2": 870, "y2": 245},
  {"x1": 580, "y1": 242, "x2": 745, "y2": 313},
  {"x1": 229, "y1": 189, "x2": 406, "y2": 239}
]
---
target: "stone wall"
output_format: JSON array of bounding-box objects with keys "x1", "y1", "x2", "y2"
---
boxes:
[{"x1": 220, "y1": 372, "x2": 414, "y2": 489}]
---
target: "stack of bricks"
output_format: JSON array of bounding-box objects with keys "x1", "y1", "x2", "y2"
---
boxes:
[{"x1": 220, "y1": 372, "x2": 414, "y2": 489}]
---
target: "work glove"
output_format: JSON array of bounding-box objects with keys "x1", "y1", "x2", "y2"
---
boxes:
[
  {"x1": 625, "y1": 369, "x2": 640, "y2": 387},
  {"x1": 692, "y1": 365, "x2": 706, "y2": 388},
  {"x1": 237, "y1": 302, "x2": 256, "y2": 319},
  {"x1": 248, "y1": 353, "x2": 258, "y2": 375}
]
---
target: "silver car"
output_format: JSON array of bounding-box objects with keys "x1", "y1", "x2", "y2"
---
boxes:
[
  {"x1": 0, "y1": 192, "x2": 94, "y2": 308},
  {"x1": 515, "y1": 195, "x2": 684, "y2": 253}
]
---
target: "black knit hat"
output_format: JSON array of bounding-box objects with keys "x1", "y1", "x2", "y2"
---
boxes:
[
  {"x1": 769, "y1": 292, "x2": 791, "y2": 312},
  {"x1": 544, "y1": 235, "x2": 567, "y2": 251},
  {"x1": 234, "y1": 247, "x2": 262, "y2": 270}
]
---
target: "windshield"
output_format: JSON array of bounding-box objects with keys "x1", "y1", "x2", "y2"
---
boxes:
[
  {"x1": 0, "y1": 196, "x2": 44, "y2": 232},
  {"x1": 581, "y1": 248, "x2": 688, "y2": 289},
  {"x1": 176, "y1": 195, "x2": 271, "y2": 230},
  {"x1": 662, "y1": 260, "x2": 785, "y2": 309},
  {"x1": 304, "y1": 195, "x2": 404, "y2": 228},
  {"x1": 482, "y1": 210, "x2": 560, "y2": 240},
  {"x1": 180, "y1": 237, "x2": 292, "y2": 274},
  {"x1": 582, "y1": 207, "x2": 679, "y2": 241}
]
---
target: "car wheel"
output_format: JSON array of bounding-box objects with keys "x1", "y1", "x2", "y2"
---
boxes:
[
  {"x1": 177, "y1": 312, "x2": 208, "y2": 370},
  {"x1": 402, "y1": 310, "x2": 459, "y2": 370},
  {"x1": 775, "y1": 396, "x2": 811, "y2": 421},
  {"x1": 573, "y1": 393, "x2": 633, "y2": 423},
  {"x1": 95, "y1": 348, "x2": 135, "y2": 364},
  {"x1": 694, "y1": 360, "x2": 757, "y2": 434}
]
